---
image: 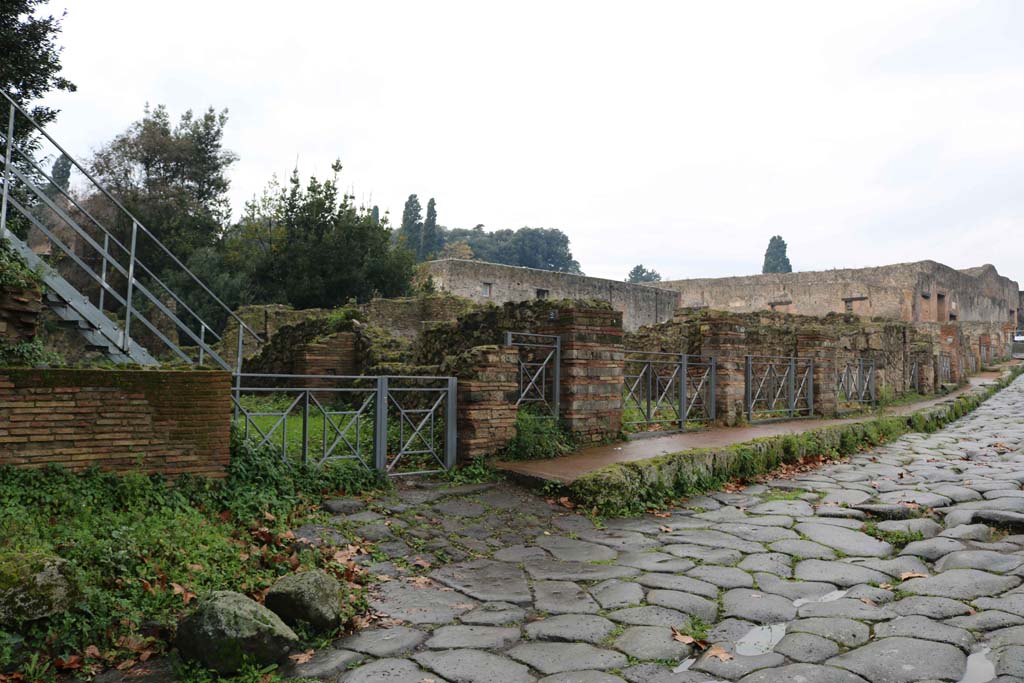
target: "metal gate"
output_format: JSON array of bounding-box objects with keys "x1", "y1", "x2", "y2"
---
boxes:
[
  {"x1": 506, "y1": 332, "x2": 560, "y2": 417},
  {"x1": 232, "y1": 373, "x2": 457, "y2": 476},
  {"x1": 909, "y1": 360, "x2": 921, "y2": 394},
  {"x1": 835, "y1": 359, "x2": 876, "y2": 405},
  {"x1": 745, "y1": 355, "x2": 814, "y2": 422},
  {"x1": 938, "y1": 354, "x2": 952, "y2": 384},
  {"x1": 623, "y1": 351, "x2": 716, "y2": 432}
]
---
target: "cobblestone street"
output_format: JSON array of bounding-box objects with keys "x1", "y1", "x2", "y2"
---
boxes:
[{"x1": 296, "y1": 375, "x2": 1024, "y2": 683}]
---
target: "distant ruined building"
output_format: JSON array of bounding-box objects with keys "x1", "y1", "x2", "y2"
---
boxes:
[{"x1": 422, "y1": 258, "x2": 1022, "y2": 332}]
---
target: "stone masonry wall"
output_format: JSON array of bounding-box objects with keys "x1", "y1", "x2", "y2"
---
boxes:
[
  {"x1": 422, "y1": 259, "x2": 679, "y2": 331},
  {"x1": 0, "y1": 369, "x2": 232, "y2": 478},
  {"x1": 0, "y1": 285, "x2": 41, "y2": 344}
]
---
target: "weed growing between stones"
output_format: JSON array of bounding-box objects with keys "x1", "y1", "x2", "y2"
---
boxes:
[{"x1": 0, "y1": 428, "x2": 386, "y2": 678}]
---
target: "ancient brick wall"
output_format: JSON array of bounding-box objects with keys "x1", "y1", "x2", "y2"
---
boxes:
[
  {"x1": 539, "y1": 307, "x2": 624, "y2": 441},
  {"x1": 0, "y1": 285, "x2": 41, "y2": 344},
  {"x1": 444, "y1": 345, "x2": 518, "y2": 461},
  {"x1": 0, "y1": 369, "x2": 231, "y2": 477},
  {"x1": 422, "y1": 259, "x2": 680, "y2": 331},
  {"x1": 660, "y1": 261, "x2": 1019, "y2": 325}
]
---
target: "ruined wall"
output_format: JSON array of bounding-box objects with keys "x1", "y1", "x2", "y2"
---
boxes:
[
  {"x1": 421, "y1": 259, "x2": 679, "y2": 331},
  {"x1": 0, "y1": 369, "x2": 231, "y2": 477},
  {"x1": 442, "y1": 345, "x2": 518, "y2": 461},
  {"x1": 0, "y1": 285, "x2": 41, "y2": 344},
  {"x1": 660, "y1": 261, "x2": 1019, "y2": 325}
]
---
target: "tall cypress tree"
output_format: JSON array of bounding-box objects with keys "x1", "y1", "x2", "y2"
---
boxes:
[
  {"x1": 762, "y1": 235, "x2": 793, "y2": 274},
  {"x1": 421, "y1": 197, "x2": 439, "y2": 260},
  {"x1": 400, "y1": 194, "x2": 422, "y2": 256}
]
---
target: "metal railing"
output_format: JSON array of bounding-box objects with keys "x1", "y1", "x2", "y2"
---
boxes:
[
  {"x1": 0, "y1": 91, "x2": 263, "y2": 371},
  {"x1": 745, "y1": 355, "x2": 814, "y2": 422},
  {"x1": 623, "y1": 351, "x2": 715, "y2": 432},
  {"x1": 505, "y1": 331, "x2": 560, "y2": 417},
  {"x1": 835, "y1": 359, "x2": 876, "y2": 405},
  {"x1": 232, "y1": 374, "x2": 457, "y2": 475}
]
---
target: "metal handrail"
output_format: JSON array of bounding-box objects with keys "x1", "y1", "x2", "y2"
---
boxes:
[{"x1": 0, "y1": 91, "x2": 262, "y2": 369}]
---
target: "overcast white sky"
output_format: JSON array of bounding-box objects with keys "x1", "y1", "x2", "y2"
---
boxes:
[{"x1": 37, "y1": 1, "x2": 1024, "y2": 284}]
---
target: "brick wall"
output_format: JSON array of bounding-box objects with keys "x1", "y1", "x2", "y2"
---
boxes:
[
  {"x1": 0, "y1": 369, "x2": 231, "y2": 478},
  {"x1": 447, "y1": 345, "x2": 518, "y2": 461},
  {"x1": 540, "y1": 307, "x2": 624, "y2": 441},
  {"x1": 0, "y1": 285, "x2": 41, "y2": 344}
]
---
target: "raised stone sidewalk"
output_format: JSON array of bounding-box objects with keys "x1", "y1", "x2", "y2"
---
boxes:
[{"x1": 290, "y1": 374, "x2": 1024, "y2": 683}]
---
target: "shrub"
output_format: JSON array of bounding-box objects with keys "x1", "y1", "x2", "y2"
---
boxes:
[{"x1": 502, "y1": 410, "x2": 575, "y2": 460}]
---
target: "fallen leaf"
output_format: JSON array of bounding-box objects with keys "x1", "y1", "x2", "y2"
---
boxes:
[
  {"x1": 84, "y1": 645, "x2": 101, "y2": 659},
  {"x1": 659, "y1": 525, "x2": 672, "y2": 533},
  {"x1": 860, "y1": 597, "x2": 877, "y2": 606},
  {"x1": 412, "y1": 557, "x2": 432, "y2": 569},
  {"x1": 187, "y1": 563, "x2": 204, "y2": 572},
  {"x1": 652, "y1": 511, "x2": 671, "y2": 518},
  {"x1": 879, "y1": 583, "x2": 893, "y2": 590},
  {"x1": 116, "y1": 660, "x2": 136, "y2": 671},
  {"x1": 289, "y1": 650, "x2": 314, "y2": 665},
  {"x1": 707, "y1": 645, "x2": 733, "y2": 661},
  {"x1": 899, "y1": 572, "x2": 928, "y2": 580},
  {"x1": 671, "y1": 627, "x2": 695, "y2": 644}
]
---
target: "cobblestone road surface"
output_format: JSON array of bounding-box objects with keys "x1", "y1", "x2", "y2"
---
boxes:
[{"x1": 292, "y1": 376, "x2": 1024, "y2": 683}]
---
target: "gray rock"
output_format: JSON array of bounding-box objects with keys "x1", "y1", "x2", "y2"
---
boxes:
[
  {"x1": 947, "y1": 610, "x2": 1024, "y2": 631},
  {"x1": 900, "y1": 568, "x2": 1021, "y2": 599},
  {"x1": 536, "y1": 536, "x2": 617, "y2": 562},
  {"x1": 176, "y1": 591, "x2": 299, "y2": 674},
  {"x1": 935, "y1": 551, "x2": 1024, "y2": 574},
  {"x1": 525, "y1": 560, "x2": 639, "y2": 582},
  {"x1": 768, "y1": 539, "x2": 837, "y2": 559},
  {"x1": 996, "y1": 645, "x2": 1024, "y2": 677},
  {"x1": 538, "y1": 673, "x2": 627, "y2": 683},
  {"x1": 426, "y1": 625, "x2": 521, "y2": 650},
  {"x1": 900, "y1": 537, "x2": 968, "y2": 561},
  {"x1": 616, "y1": 551, "x2": 694, "y2": 573},
  {"x1": 433, "y1": 499, "x2": 487, "y2": 517},
  {"x1": 369, "y1": 580, "x2": 477, "y2": 624},
  {"x1": 534, "y1": 581, "x2": 601, "y2": 614},
  {"x1": 793, "y1": 560, "x2": 890, "y2": 587},
  {"x1": 590, "y1": 580, "x2": 644, "y2": 609},
  {"x1": 525, "y1": 614, "x2": 617, "y2": 644},
  {"x1": 576, "y1": 529, "x2": 661, "y2": 552},
  {"x1": 827, "y1": 636, "x2": 966, "y2": 682},
  {"x1": 278, "y1": 648, "x2": 366, "y2": 680},
  {"x1": 723, "y1": 589, "x2": 797, "y2": 624},
  {"x1": 265, "y1": 569, "x2": 342, "y2": 631},
  {"x1": 794, "y1": 523, "x2": 893, "y2": 557},
  {"x1": 748, "y1": 500, "x2": 814, "y2": 517},
  {"x1": 0, "y1": 553, "x2": 76, "y2": 626},
  {"x1": 975, "y1": 593, "x2": 1024, "y2": 617},
  {"x1": 607, "y1": 605, "x2": 690, "y2": 627},
  {"x1": 687, "y1": 565, "x2": 755, "y2": 589},
  {"x1": 614, "y1": 625, "x2": 692, "y2": 660},
  {"x1": 797, "y1": 598, "x2": 895, "y2": 621},
  {"x1": 788, "y1": 617, "x2": 870, "y2": 647},
  {"x1": 692, "y1": 650, "x2": 786, "y2": 680},
  {"x1": 414, "y1": 649, "x2": 534, "y2": 683},
  {"x1": 494, "y1": 545, "x2": 550, "y2": 563},
  {"x1": 739, "y1": 554, "x2": 793, "y2": 577},
  {"x1": 773, "y1": 632, "x2": 840, "y2": 663},
  {"x1": 341, "y1": 657, "x2": 450, "y2": 683},
  {"x1": 645, "y1": 590, "x2": 719, "y2": 623},
  {"x1": 939, "y1": 524, "x2": 992, "y2": 541},
  {"x1": 874, "y1": 616, "x2": 973, "y2": 650},
  {"x1": 890, "y1": 596, "x2": 973, "y2": 619},
  {"x1": 337, "y1": 625, "x2": 428, "y2": 657},
  {"x1": 323, "y1": 498, "x2": 366, "y2": 515},
  {"x1": 460, "y1": 601, "x2": 526, "y2": 625},
  {"x1": 662, "y1": 544, "x2": 746, "y2": 565},
  {"x1": 634, "y1": 573, "x2": 720, "y2": 598},
  {"x1": 508, "y1": 643, "x2": 628, "y2": 674},
  {"x1": 432, "y1": 560, "x2": 531, "y2": 604},
  {"x1": 737, "y1": 664, "x2": 869, "y2": 683},
  {"x1": 877, "y1": 519, "x2": 944, "y2": 539}
]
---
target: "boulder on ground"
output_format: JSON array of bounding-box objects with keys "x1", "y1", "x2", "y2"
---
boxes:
[
  {"x1": 176, "y1": 591, "x2": 298, "y2": 674},
  {"x1": 265, "y1": 569, "x2": 343, "y2": 631},
  {"x1": 0, "y1": 552, "x2": 76, "y2": 626}
]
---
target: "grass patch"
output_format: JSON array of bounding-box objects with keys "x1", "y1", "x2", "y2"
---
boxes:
[
  {"x1": 862, "y1": 521, "x2": 924, "y2": 550},
  {"x1": 0, "y1": 429, "x2": 387, "y2": 679},
  {"x1": 501, "y1": 409, "x2": 575, "y2": 461}
]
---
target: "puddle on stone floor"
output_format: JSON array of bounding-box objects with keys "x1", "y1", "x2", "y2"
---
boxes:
[
  {"x1": 958, "y1": 648, "x2": 995, "y2": 683},
  {"x1": 792, "y1": 588, "x2": 848, "y2": 607},
  {"x1": 735, "y1": 623, "x2": 787, "y2": 656}
]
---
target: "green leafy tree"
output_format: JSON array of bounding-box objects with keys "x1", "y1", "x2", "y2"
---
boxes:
[
  {"x1": 421, "y1": 197, "x2": 441, "y2": 260},
  {"x1": 440, "y1": 225, "x2": 583, "y2": 273},
  {"x1": 89, "y1": 104, "x2": 238, "y2": 271},
  {"x1": 223, "y1": 162, "x2": 414, "y2": 309},
  {"x1": 762, "y1": 235, "x2": 793, "y2": 273},
  {"x1": 627, "y1": 264, "x2": 661, "y2": 283},
  {"x1": 398, "y1": 193, "x2": 423, "y2": 256}
]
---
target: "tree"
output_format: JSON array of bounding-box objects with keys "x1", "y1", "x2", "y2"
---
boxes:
[
  {"x1": 627, "y1": 264, "x2": 661, "y2": 283},
  {"x1": 399, "y1": 194, "x2": 422, "y2": 256},
  {"x1": 89, "y1": 104, "x2": 238, "y2": 272},
  {"x1": 0, "y1": 1, "x2": 76, "y2": 129},
  {"x1": 421, "y1": 197, "x2": 441, "y2": 260},
  {"x1": 762, "y1": 235, "x2": 793, "y2": 274},
  {"x1": 223, "y1": 162, "x2": 415, "y2": 310},
  {"x1": 439, "y1": 225, "x2": 583, "y2": 274}
]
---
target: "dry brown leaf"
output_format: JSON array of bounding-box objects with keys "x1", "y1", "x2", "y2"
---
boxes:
[
  {"x1": 652, "y1": 511, "x2": 671, "y2": 518},
  {"x1": 116, "y1": 660, "x2": 136, "y2": 671},
  {"x1": 412, "y1": 557, "x2": 432, "y2": 569},
  {"x1": 879, "y1": 583, "x2": 893, "y2": 590},
  {"x1": 289, "y1": 650, "x2": 314, "y2": 665},
  {"x1": 659, "y1": 525, "x2": 672, "y2": 533},
  {"x1": 899, "y1": 571, "x2": 928, "y2": 580},
  {"x1": 707, "y1": 645, "x2": 733, "y2": 661},
  {"x1": 860, "y1": 597, "x2": 877, "y2": 606},
  {"x1": 671, "y1": 627, "x2": 695, "y2": 644},
  {"x1": 557, "y1": 497, "x2": 575, "y2": 509}
]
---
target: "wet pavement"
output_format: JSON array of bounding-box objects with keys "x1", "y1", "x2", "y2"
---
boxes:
[
  {"x1": 290, "y1": 373, "x2": 1024, "y2": 683},
  {"x1": 497, "y1": 370, "x2": 1008, "y2": 484}
]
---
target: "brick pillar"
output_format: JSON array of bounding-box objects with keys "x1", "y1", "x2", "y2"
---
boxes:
[
  {"x1": 539, "y1": 306, "x2": 624, "y2": 442},
  {"x1": 797, "y1": 332, "x2": 837, "y2": 416},
  {"x1": 448, "y1": 345, "x2": 518, "y2": 461},
  {"x1": 700, "y1": 316, "x2": 748, "y2": 426}
]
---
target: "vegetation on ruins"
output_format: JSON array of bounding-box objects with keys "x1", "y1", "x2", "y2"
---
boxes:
[
  {"x1": 762, "y1": 234, "x2": 793, "y2": 273},
  {"x1": 502, "y1": 410, "x2": 576, "y2": 461},
  {"x1": 0, "y1": 430, "x2": 385, "y2": 679},
  {"x1": 626, "y1": 264, "x2": 662, "y2": 283}
]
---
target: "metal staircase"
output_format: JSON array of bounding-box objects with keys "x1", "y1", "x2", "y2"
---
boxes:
[{"x1": 0, "y1": 92, "x2": 261, "y2": 369}]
